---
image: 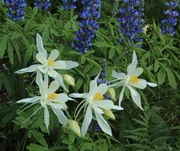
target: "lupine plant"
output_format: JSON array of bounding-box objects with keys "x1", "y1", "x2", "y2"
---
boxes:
[
  {"x1": 118, "y1": 0, "x2": 144, "y2": 47},
  {"x1": 72, "y1": 0, "x2": 101, "y2": 54},
  {"x1": 61, "y1": 0, "x2": 77, "y2": 9},
  {"x1": 34, "y1": 0, "x2": 51, "y2": 10},
  {"x1": 6, "y1": 0, "x2": 26, "y2": 21},
  {"x1": 160, "y1": 0, "x2": 179, "y2": 36}
]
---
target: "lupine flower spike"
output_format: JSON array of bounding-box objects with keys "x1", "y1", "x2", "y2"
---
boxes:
[
  {"x1": 6, "y1": 0, "x2": 26, "y2": 21},
  {"x1": 61, "y1": 0, "x2": 77, "y2": 10},
  {"x1": 15, "y1": 33, "x2": 79, "y2": 92},
  {"x1": 17, "y1": 74, "x2": 73, "y2": 129},
  {"x1": 70, "y1": 74, "x2": 123, "y2": 137},
  {"x1": 34, "y1": 0, "x2": 52, "y2": 10},
  {"x1": 118, "y1": 0, "x2": 144, "y2": 47},
  {"x1": 72, "y1": 0, "x2": 101, "y2": 54},
  {"x1": 160, "y1": 0, "x2": 179, "y2": 36},
  {"x1": 108, "y1": 51, "x2": 157, "y2": 110}
]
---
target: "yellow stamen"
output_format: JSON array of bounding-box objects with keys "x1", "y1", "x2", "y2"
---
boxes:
[
  {"x1": 48, "y1": 60, "x2": 55, "y2": 66},
  {"x1": 47, "y1": 93, "x2": 57, "y2": 100},
  {"x1": 93, "y1": 93, "x2": 104, "y2": 101},
  {"x1": 129, "y1": 76, "x2": 139, "y2": 84}
]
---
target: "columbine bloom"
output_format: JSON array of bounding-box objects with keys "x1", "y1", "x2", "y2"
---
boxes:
[
  {"x1": 15, "y1": 33, "x2": 79, "y2": 91},
  {"x1": 109, "y1": 51, "x2": 157, "y2": 110},
  {"x1": 160, "y1": 0, "x2": 179, "y2": 36},
  {"x1": 6, "y1": 0, "x2": 26, "y2": 21},
  {"x1": 34, "y1": 0, "x2": 51, "y2": 10},
  {"x1": 70, "y1": 75, "x2": 123, "y2": 137},
  {"x1": 17, "y1": 74, "x2": 73, "y2": 129}
]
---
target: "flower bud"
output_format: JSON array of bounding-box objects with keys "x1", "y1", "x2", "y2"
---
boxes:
[
  {"x1": 63, "y1": 74, "x2": 75, "y2": 87},
  {"x1": 104, "y1": 110, "x2": 115, "y2": 120},
  {"x1": 108, "y1": 88, "x2": 116, "y2": 101},
  {"x1": 68, "y1": 120, "x2": 81, "y2": 137},
  {"x1": 143, "y1": 25, "x2": 149, "y2": 33}
]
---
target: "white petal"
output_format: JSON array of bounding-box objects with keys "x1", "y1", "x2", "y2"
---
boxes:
[
  {"x1": 95, "y1": 100, "x2": 114, "y2": 110},
  {"x1": 15, "y1": 65, "x2": 39, "y2": 74},
  {"x1": 17, "y1": 97, "x2": 40, "y2": 103},
  {"x1": 47, "y1": 68, "x2": 58, "y2": 77},
  {"x1": 36, "y1": 33, "x2": 47, "y2": 57},
  {"x1": 130, "y1": 79, "x2": 147, "y2": 89},
  {"x1": 81, "y1": 105, "x2": 92, "y2": 137},
  {"x1": 95, "y1": 111, "x2": 112, "y2": 136},
  {"x1": 56, "y1": 93, "x2": 73, "y2": 103},
  {"x1": 89, "y1": 79, "x2": 97, "y2": 94},
  {"x1": 48, "y1": 81, "x2": 59, "y2": 94},
  {"x1": 112, "y1": 70, "x2": 126, "y2": 79},
  {"x1": 93, "y1": 105, "x2": 104, "y2": 114},
  {"x1": 51, "y1": 107, "x2": 68, "y2": 125},
  {"x1": 54, "y1": 61, "x2": 79, "y2": 70},
  {"x1": 48, "y1": 49, "x2": 59, "y2": 61},
  {"x1": 147, "y1": 82, "x2": 157, "y2": 87},
  {"x1": 119, "y1": 86, "x2": 125, "y2": 106},
  {"x1": 36, "y1": 71, "x2": 43, "y2": 86},
  {"x1": 128, "y1": 67, "x2": 143, "y2": 76},
  {"x1": 69, "y1": 93, "x2": 86, "y2": 98},
  {"x1": 54, "y1": 74, "x2": 68, "y2": 92},
  {"x1": 112, "y1": 105, "x2": 124, "y2": 110},
  {"x1": 38, "y1": 65, "x2": 46, "y2": 74},
  {"x1": 128, "y1": 85, "x2": 144, "y2": 110},
  {"x1": 36, "y1": 52, "x2": 47, "y2": 64},
  {"x1": 127, "y1": 51, "x2": 138, "y2": 73},
  {"x1": 44, "y1": 106, "x2": 49, "y2": 130},
  {"x1": 96, "y1": 83, "x2": 108, "y2": 95}
]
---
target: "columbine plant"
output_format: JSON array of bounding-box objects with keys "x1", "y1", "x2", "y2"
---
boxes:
[
  {"x1": 109, "y1": 51, "x2": 157, "y2": 110},
  {"x1": 17, "y1": 74, "x2": 73, "y2": 129},
  {"x1": 70, "y1": 74, "x2": 123, "y2": 137},
  {"x1": 15, "y1": 33, "x2": 79, "y2": 91}
]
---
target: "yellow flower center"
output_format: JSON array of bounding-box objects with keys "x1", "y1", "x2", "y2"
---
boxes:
[
  {"x1": 129, "y1": 76, "x2": 139, "y2": 84},
  {"x1": 47, "y1": 93, "x2": 57, "y2": 100},
  {"x1": 47, "y1": 60, "x2": 55, "y2": 66},
  {"x1": 93, "y1": 93, "x2": 104, "y2": 101}
]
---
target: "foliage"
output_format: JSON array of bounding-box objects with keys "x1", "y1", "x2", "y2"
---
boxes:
[{"x1": 0, "y1": 0, "x2": 179, "y2": 151}]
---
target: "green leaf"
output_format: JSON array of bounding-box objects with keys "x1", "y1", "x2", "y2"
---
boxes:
[
  {"x1": 93, "y1": 42, "x2": 111, "y2": 48},
  {"x1": 165, "y1": 68, "x2": 177, "y2": 89},
  {"x1": 7, "y1": 42, "x2": 14, "y2": 65},
  {"x1": 32, "y1": 130, "x2": 48, "y2": 148},
  {"x1": 108, "y1": 47, "x2": 115, "y2": 59},
  {"x1": 0, "y1": 37, "x2": 8, "y2": 59},
  {"x1": 27, "y1": 144, "x2": 48, "y2": 151},
  {"x1": 157, "y1": 68, "x2": 166, "y2": 85}
]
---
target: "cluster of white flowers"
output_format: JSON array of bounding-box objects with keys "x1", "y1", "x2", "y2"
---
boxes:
[{"x1": 16, "y1": 34, "x2": 157, "y2": 137}]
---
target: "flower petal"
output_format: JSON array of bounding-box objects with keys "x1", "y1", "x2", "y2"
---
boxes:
[
  {"x1": 56, "y1": 93, "x2": 73, "y2": 103},
  {"x1": 81, "y1": 105, "x2": 92, "y2": 137},
  {"x1": 15, "y1": 64, "x2": 39, "y2": 74},
  {"x1": 127, "y1": 51, "x2": 138, "y2": 73},
  {"x1": 147, "y1": 82, "x2": 157, "y2": 87},
  {"x1": 130, "y1": 79, "x2": 147, "y2": 89},
  {"x1": 127, "y1": 85, "x2": 144, "y2": 110},
  {"x1": 47, "y1": 68, "x2": 58, "y2": 77},
  {"x1": 95, "y1": 111, "x2": 112, "y2": 136},
  {"x1": 17, "y1": 97, "x2": 40, "y2": 103},
  {"x1": 48, "y1": 81, "x2": 59, "y2": 94},
  {"x1": 54, "y1": 61, "x2": 79, "y2": 70},
  {"x1": 112, "y1": 70, "x2": 125, "y2": 79},
  {"x1": 96, "y1": 83, "x2": 108, "y2": 95},
  {"x1": 54, "y1": 74, "x2": 68, "y2": 92},
  {"x1": 95, "y1": 100, "x2": 114, "y2": 110},
  {"x1": 36, "y1": 33, "x2": 47, "y2": 57},
  {"x1": 128, "y1": 67, "x2": 143, "y2": 76},
  {"x1": 48, "y1": 49, "x2": 59, "y2": 61},
  {"x1": 36, "y1": 71, "x2": 43, "y2": 86},
  {"x1": 118, "y1": 86, "x2": 125, "y2": 106},
  {"x1": 69, "y1": 93, "x2": 86, "y2": 98},
  {"x1": 44, "y1": 106, "x2": 49, "y2": 130},
  {"x1": 36, "y1": 52, "x2": 47, "y2": 64},
  {"x1": 51, "y1": 107, "x2": 68, "y2": 125}
]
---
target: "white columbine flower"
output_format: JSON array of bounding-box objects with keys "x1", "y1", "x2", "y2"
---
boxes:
[
  {"x1": 70, "y1": 75, "x2": 123, "y2": 137},
  {"x1": 17, "y1": 74, "x2": 73, "y2": 129},
  {"x1": 109, "y1": 51, "x2": 157, "y2": 110},
  {"x1": 15, "y1": 33, "x2": 79, "y2": 91}
]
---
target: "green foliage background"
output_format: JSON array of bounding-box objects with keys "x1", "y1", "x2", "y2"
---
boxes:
[{"x1": 0, "y1": 0, "x2": 180, "y2": 151}]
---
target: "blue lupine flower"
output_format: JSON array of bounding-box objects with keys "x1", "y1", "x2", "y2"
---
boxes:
[
  {"x1": 118, "y1": 0, "x2": 144, "y2": 47},
  {"x1": 34, "y1": 0, "x2": 51, "y2": 10},
  {"x1": 6, "y1": 0, "x2": 26, "y2": 21},
  {"x1": 61, "y1": 0, "x2": 77, "y2": 9},
  {"x1": 160, "y1": 0, "x2": 179, "y2": 36},
  {"x1": 72, "y1": 0, "x2": 101, "y2": 54}
]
